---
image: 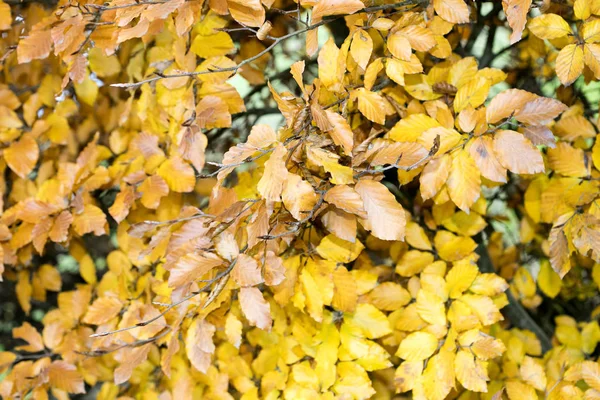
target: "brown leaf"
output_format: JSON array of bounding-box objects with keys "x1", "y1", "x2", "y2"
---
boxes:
[
  {"x1": 503, "y1": 0, "x2": 533, "y2": 44},
  {"x1": 493, "y1": 130, "x2": 544, "y2": 174},
  {"x1": 168, "y1": 252, "x2": 223, "y2": 287},
  {"x1": 257, "y1": 144, "x2": 288, "y2": 202},
  {"x1": 312, "y1": 0, "x2": 364, "y2": 22},
  {"x1": 325, "y1": 110, "x2": 354, "y2": 155},
  {"x1": 321, "y1": 207, "x2": 357, "y2": 243},
  {"x1": 420, "y1": 155, "x2": 451, "y2": 200},
  {"x1": 523, "y1": 125, "x2": 556, "y2": 148},
  {"x1": 17, "y1": 27, "x2": 53, "y2": 64},
  {"x1": 486, "y1": 89, "x2": 538, "y2": 124},
  {"x1": 114, "y1": 344, "x2": 152, "y2": 385},
  {"x1": 185, "y1": 318, "x2": 215, "y2": 373},
  {"x1": 109, "y1": 184, "x2": 135, "y2": 223},
  {"x1": 434, "y1": 0, "x2": 470, "y2": 24},
  {"x1": 239, "y1": 287, "x2": 272, "y2": 330},
  {"x1": 469, "y1": 136, "x2": 507, "y2": 183},
  {"x1": 232, "y1": 254, "x2": 263, "y2": 287},
  {"x1": 264, "y1": 251, "x2": 286, "y2": 286},
  {"x1": 355, "y1": 179, "x2": 406, "y2": 241},
  {"x1": 549, "y1": 226, "x2": 571, "y2": 278},
  {"x1": 514, "y1": 97, "x2": 568, "y2": 125},
  {"x1": 282, "y1": 173, "x2": 318, "y2": 221},
  {"x1": 324, "y1": 185, "x2": 367, "y2": 218}
]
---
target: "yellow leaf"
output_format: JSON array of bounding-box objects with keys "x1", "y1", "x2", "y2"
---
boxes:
[
  {"x1": 319, "y1": 38, "x2": 344, "y2": 92},
  {"x1": 388, "y1": 113, "x2": 440, "y2": 142},
  {"x1": 332, "y1": 362, "x2": 375, "y2": 399},
  {"x1": 73, "y1": 205, "x2": 107, "y2": 236},
  {"x1": 366, "y1": 282, "x2": 411, "y2": 311},
  {"x1": 79, "y1": 254, "x2": 97, "y2": 285},
  {"x1": 225, "y1": 312, "x2": 242, "y2": 348},
  {"x1": 520, "y1": 356, "x2": 547, "y2": 391},
  {"x1": 505, "y1": 380, "x2": 537, "y2": 400},
  {"x1": 513, "y1": 97, "x2": 567, "y2": 125},
  {"x1": 528, "y1": 14, "x2": 572, "y2": 39},
  {"x1": 396, "y1": 250, "x2": 435, "y2": 277},
  {"x1": 460, "y1": 294, "x2": 503, "y2": 325},
  {"x1": 434, "y1": 230, "x2": 477, "y2": 261},
  {"x1": 405, "y1": 221, "x2": 432, "y2": 250},
  {"x1": 82, "y1": 296, "x2": 123, "y2": 325},
  {"x1": 421, "y1": 350, "x2": 455, "y2": 400},
  {"x1": 158, "y1": 157, "x2": 196, "y2": 193},
  {"x1": 388, "y1": 33, "x2": 412, "y2": 61},
  {"x1": 74, "y1": 76, "x2": 98, "y2": 106},
  {"x1": 454, "y1": 349, "x2": 488, "y2": 392},
  {"x1": 191, "y1": 32, "x2": 234, "y2": 58},
  {"x1": 0, "y1": 0, "x2": 11, "y2": 31},
  {"x1": 556, "y1": 44, "x2": 584, "y2": 86},
  {"x1": 168, "y1": 252, "x2": 223, "y2": 287},
  {"x1": 395, "y1": 360, "x2": 423, "y2": 392},
  {"x1": 345, "y1": 303, "x2": 392, "y2": 339},
  {"x1": 350, "y1": 29, "x2": 373, "y2": 70},
  {"x1": 454, "y1": 77, "x2": 491, "y2": 112},
  {"x1": 416, "y1": 289, "x2": 446, "y2": 325},
  {"x1": 397, "y1": 331, "x2": 439, "y2": 361},
  {"x1": 575, "y1": 0, "x2": 592, "y2": 20},
  {"x1": 315, "y1": 315, "x2": 340, "y2": 390},
  {"x1": 332, "y1": 266, "x2": 358, "y2": 313},
  {"x1": 470, "y1": 336, "x2": 506, "y2": 360},
  {"x1": 584, "y1": 44, "x2": 600, "y2": 79},
  {"x1": 231, "y1": 254, "x2": 263, "y2": 287},
  {"x1": 311, "y1": 0, "x2": 365, "y2": 22},
  {"x1": 316, "y1": 234, "x2": 364, "y2": 263},
  {"x1": 354, "y1": 88, "x2": 387, "y2": 125},
  {"x1": 228, "y1": 0, "x2": 265, "y2": 27},
  {"x1": 537, "y1": 259, "x2": 562, "y2": 298},
  {"x1": 446, "y1": 259, "x2": 479, "y2": 298},
  {"x1": 447, "y1": 150, "x2": 481, "y2": 213},
  {"x1": 47, "y1": 361, "x2": 85, "y2": 394},
  {"x1": 486, "y1": 88, "x2": 538, "y2": 124}
]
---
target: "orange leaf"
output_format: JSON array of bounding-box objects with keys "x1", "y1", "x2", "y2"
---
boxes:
[
  {"x1": 4, "y1": 134, "x2": 39, "y2": 179},
  {"x1": 13, "y1": 322, "x2": 44, "y2": 352}
]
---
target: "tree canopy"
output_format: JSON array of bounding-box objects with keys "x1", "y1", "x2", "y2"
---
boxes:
[{"x1": 1, "y1": 0, "x2": 600, "y2": 399}]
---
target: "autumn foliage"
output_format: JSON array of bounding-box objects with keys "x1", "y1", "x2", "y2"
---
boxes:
[{"x1": 1, "y1": 0, "x2": 600, "y2": 398}]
